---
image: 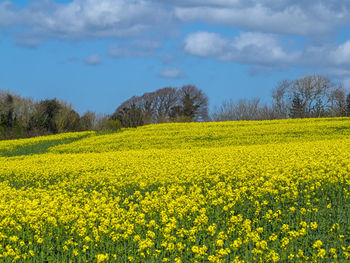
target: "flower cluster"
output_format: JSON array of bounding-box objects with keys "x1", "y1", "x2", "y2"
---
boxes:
[{"x1": 0, "y1": 118, "x2": 349, "y2": 262}]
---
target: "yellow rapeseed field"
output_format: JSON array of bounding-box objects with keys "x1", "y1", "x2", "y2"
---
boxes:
[{"x1": 0, "y1": 118, "x2": 349, "y2": 262}]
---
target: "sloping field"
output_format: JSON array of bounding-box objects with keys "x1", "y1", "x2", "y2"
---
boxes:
[{"x1": 0, "y1": 118, "x2": 349, "y2": 262}]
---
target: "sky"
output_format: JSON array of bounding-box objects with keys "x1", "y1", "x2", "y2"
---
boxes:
[{"x1": 1, "y1": 0, "x2": 350, "y2": 114}]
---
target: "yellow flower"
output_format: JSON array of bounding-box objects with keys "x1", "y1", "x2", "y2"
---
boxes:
[
  {"x1": 313, "y1": 240, "x2": 323, "y2": 249},
  {"x1": 166, "y1": 243, "x2": 175, "y2": 252},
  {"x1": 256, "y1": 227, "x2": 263, "y2": 233},
  {"x1": 147, "y1": 230, "x2": 156, "y2": 239},
  {"x1": 230, "y1": 238, "x2": 242, "y2": 250},
  {"x1": 281, "y1": 237, "x2": 289, "y2": 248},
  {"x1": 280, "y1": 224, "x2": 290, "y2": 232},
  {"x1": 84, "y1": 236, "x2": 92, "y2": 243},
  {"x1": 258, "y1": 240, "x2": 268, "y2": 250},
  {"x1": 317, "y1": 249, "x2": 326, "y2": 258},
  {"x1": 330, "y1": 248, "x2": 337, "y2": 259},
  {"x1": 96, "y1": 254, "x2": 109, "y2": 263},
  {"x1": 9, "y1": 236, "x2": 18, "y2": 243},
  {"x1": 266, "y1": 250, "x2": 280, "y2": 262},
  {"x1": 216, "y1": 239, "x2": 224, "y2": 247},
  {"x1": 200, "y1": 245, "x2": 208, "y2": 255},
  {"x1": 192, "y1": 246, "x2": 199, "y2": 254},
  {"x1": 269, "y1": 234, "x2": 278, "y2": 241},
  {"x1": 310, "y1": 222, "x2": 318, "y2": 230},
  {"x1": 207, "y1": 224, "x2": 217, "y2": 236}
]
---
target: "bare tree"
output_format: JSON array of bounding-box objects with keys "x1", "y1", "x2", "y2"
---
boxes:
[
  {"x1": 293, "y1": 75, "x2": 334, "y2": 117},
  {"x1": 153, "y1": 87, "x2": 178, "y2": 122},
  {"x1": 272, "y1": 75, "x2": 342, "y2": 118},
  {"x1": 80, "y1": 111, "x2": 98, "y2": 130},
  {"x1": 329, "y1": 84, "x2": 347, "y2": 117},
  {"x1": 112, "y1": 85, "x2": 209, "y2": 126},
  {"x1": 14, "y1": 96, "x2": 36, "y2": 131},
  {"x1": 0, "y1": 91, "x2": 38, "y2": 138},
  {"x1": 212, "y1": 98, "x2": 274, "y2": 121},
  {"x1": 271, "y1": 80, "x2": 290, "y2": 119}
]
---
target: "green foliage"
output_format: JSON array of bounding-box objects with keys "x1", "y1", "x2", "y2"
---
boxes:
[
  {"x1": 106, "y1": 119, "x2": 122, "y2": 131},
  {"x1": 1, "y1": 133, "x2": 91, "y2": 157},
  {"x1": 289, "y1": 94, "x2": 304, "y2": 118},
  {"x1": 31, "y1": 99, "x2": 61, "y2": 133},
  {"x1": 114, "y1": 104, "x2": 145, "y2": 128}
]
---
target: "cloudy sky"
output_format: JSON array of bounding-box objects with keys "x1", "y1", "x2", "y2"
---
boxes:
[{"x1": 1, "y1": 0, "x2": 350, "y2": 113}]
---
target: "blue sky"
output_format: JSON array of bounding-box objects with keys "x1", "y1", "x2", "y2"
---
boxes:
[{"x1": 1, "y1": 0, "x2": 350, "y2": 114}]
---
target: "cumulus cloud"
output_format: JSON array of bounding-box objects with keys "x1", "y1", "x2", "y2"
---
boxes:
[
  {"x1": 13, "y1": 34, "x2": 43, "y2": 48},
  {"x1": 0, "y1": 0, "x2": 171, "y2": 46},
  {"x1": 174, "y1": 0, "x2": 350, "y2": 36},
  {"x1": 84, "y1": 54, "x2": 102, "y2": 66},
  {"x1": 184, "y1": 31, "x2": 299, "y2": 67},
  {"x1": 288, "y1": 41, "x2": 350, "y2": 73},
  {"x1": 329, "y1": 41, "x2": 350, "y2": 66},
  {"x1": 183, "y1": 30, "x2": 350, "y2": 75},
  {"x1": 184, "y1": 32, "x2": 229, "y2": 57},
  {"x1": 159, "y1": 0, "x2": 242, "y2": 7},
  {"x1": 2, "y1": 0, "x2": 349, "y2": 46},
  {"x1": 2, "y1": 0, "x2": 350, "y2": 79},
  {"x1": 158, "y1": 68, "x2": 186, "y2": 79},
  {"x1": 341, "y1": 77, "x2": 350, "y2": 89}
]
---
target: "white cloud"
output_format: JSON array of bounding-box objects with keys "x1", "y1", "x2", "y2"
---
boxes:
[
  {"x1": 158, "y1": 68, "x2": 186, "y2": 78},
  {"x1": 174, "y1": 1, "x2": 350, "y2": 36},
  {"x1": 1, "y1": 0, "x2": 349, "y2": 53},
  {"x1": 341, "y1": 77, "x2": 350, "y2": 90},
  {"x1": 2, "y1": 0, "x2": 350, "y2": 79},
  {"x1": 13, "y1": 34, "x2": 43, "y2": 48},
  {"x1": 184, "y1": 31, "x2": 299, "y2": 67},
  {"x1": 330, "y1": 41, "x2": 350, "y2": 66},
  {"x1": 160, "y1": 0, "x2": 242, "y2": 7},
  {"x1": 1, "y1": 0, "x2": 349, "y2": 47},
  {"x1": 0, "y1": 0, "x2": 171, "y2": 46},
  {"x1": 0, "y1": 1, "x2": 18, "y2": 27},
  {"x1": 184, "y1": 31, "x2": 229, "y2": 57},
  {"x1": 84, "y1": 54, "x2": 102, "y2": 66},
  {"x1": 183, "y1": 30, "x2": 350, "y2": 75}
]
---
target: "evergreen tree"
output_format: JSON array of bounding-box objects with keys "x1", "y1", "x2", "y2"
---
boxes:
[
  {"x1": 289, "y1": 94, "x2": 305, "y2": 118},
  {"x1": 347, "y1": 93, "x2": 350, "y2": 116}
]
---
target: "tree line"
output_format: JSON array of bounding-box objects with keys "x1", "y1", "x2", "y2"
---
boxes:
[
  {"x1": 111, "y1": 85, "x2": 209, "y2": 127},
  {"x1": 0, "y1": 85, "x2": 209, "y2": 140},
  {"x1": 1, "y1": 74, "x2": 350, "y2": 140},
  {"x1": 0, "y1": 91, "x2": 109, "y2": 140},
  {"x1": 212, "y1": 75, "x2": 350, "y2": 121}
]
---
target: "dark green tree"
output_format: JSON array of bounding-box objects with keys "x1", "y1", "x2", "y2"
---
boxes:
[
  {"x1": 289, "y1": 94, "x2": 305, "y2": 118},
  {"x1": 347, "y1": 93, "x2": 350, "y2": 116},
  {"x1": 31, "y1": 99, "x2": 62, "y2": 133},
  {"x1": 113, "y1": 104, "x2": 144, "y2": 128},
  {"x1": 177, "y1": 85, "x2": 209, "y2": 121},
  {"x1": 0, "y1": 94, "x2": 16, "y2": 128}
]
